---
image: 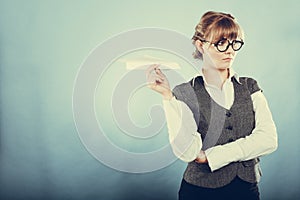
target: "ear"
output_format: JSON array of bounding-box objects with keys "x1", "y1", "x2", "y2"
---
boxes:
[{"x1": 195, "y1": 40, "x2": 204, "y2": 54}]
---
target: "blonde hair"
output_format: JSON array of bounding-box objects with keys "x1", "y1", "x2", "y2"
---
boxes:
[{"x1": 192, "y1": 11, "x2": 244, "y2": 59}]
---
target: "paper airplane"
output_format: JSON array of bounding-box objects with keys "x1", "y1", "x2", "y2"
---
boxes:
[{"x1": 118, "y1": 55, "x2": 181, "y2": 70}]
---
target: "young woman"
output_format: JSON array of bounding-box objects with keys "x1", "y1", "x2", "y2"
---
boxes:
[{"x1": 146, "y1": 11, "x2": 278, "y2": 200}]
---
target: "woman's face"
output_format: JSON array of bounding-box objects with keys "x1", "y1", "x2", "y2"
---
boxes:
[{"x1": 199, "y1": 37, "x2": 241, "y2": 70}]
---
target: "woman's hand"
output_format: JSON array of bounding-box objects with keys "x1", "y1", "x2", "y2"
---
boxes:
[
  {"x1": 195, "y1": 150, "x2": 208, "y2": 164},
  {"x1": 146, "y1": 64, "x2": 173, "y2": 100}
]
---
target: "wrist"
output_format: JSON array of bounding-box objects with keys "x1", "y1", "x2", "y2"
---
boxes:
[{"x1": 162, "y1": 91, "x2": 173, "y2": 100}]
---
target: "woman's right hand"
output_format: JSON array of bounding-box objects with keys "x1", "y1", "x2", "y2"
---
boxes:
[{"x1": 146, "y1": 64, "x2": 173, "y2": 100}]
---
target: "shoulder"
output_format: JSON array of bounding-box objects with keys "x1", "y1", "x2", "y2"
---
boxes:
[
  {"x1": 172, "y1": 81, "x2": 193, "y2": 100},
  {"x1": 172, "y1": 76, "x2": 202, "y2": 100},
  {"x1": 173, "y1": 76, "x2": 203, "y2": 92},
  {"x1": 238, "y1": 77, "x2": 262, "y2": 94},
  {"x1": 173, "y1": 81, "x2": 192, "y2": 92}
]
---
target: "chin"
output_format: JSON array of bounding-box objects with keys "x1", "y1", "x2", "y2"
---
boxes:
[
  {"x1": 219, "y1": 64, "x2": 232, "y2": 70},
  {"x1": 217, "y1": 66, "x2": 231, "y2": 70}
]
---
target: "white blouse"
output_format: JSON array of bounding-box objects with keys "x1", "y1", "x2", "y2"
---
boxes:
[{"x1": 162, "y1": 70, "x2": 278, "y2": 172}]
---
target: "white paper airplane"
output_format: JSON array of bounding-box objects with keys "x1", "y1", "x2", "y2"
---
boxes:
[{"x1": 119, "y1": 55, "x2": 181, "y2": 70}]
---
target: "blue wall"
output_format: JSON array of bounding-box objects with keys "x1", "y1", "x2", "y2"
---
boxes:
[{"x1": 0, "y1": 1, "x2": 299, "y2": 199}]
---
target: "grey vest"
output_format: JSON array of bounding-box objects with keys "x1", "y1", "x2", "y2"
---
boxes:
[{"x1": 173, "y1": 76, "x2": 262, "y2": 188}]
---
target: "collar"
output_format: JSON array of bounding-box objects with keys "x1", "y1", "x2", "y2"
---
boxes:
[
  {"x1": 229, "y1": 68, "x2": 241, "y2": 84},
  {"x1": 191, "y1": 68, "x2": 241, "y2": 87}
]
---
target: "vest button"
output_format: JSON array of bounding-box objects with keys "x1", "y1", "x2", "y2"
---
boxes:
[
  {"x1": 226, "y1": 111, "x2": 232, "y2": 117},
  {"x1": 226, "y1": 125, "x2": 233, "y2": 130}
]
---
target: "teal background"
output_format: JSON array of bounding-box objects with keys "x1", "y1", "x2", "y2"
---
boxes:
[{"x1": 0, "y1": 0, "x2": 299, "y2": 199}]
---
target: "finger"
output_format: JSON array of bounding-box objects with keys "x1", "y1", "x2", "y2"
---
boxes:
[
  {"x1": 146, "y1": 72, "x2": 158, "y2": 84},
  {"x1": 146, "y1": 64, "x2": 160, "y2": 78},
  {"x1": 155, "y1": 67, "x2": 166, "y2": 77},
  {"x1": 153, "y1": 68, "x2": 166, "y2": 79},
  {"x1": 147, "y1": 81, "x2": 162, "y2": 90},
  {"x1": 155, "y1": 67, "x2": 163, "y2": 74},
  {"x1": 153, "y1": 73, "x2": 164, "y2": 82},
  {"x1": 146, "y1": 66, "x2": 164, "y2": 84},
  {"x1": 157, "y1": 74, "x2": 165, "y2": 81},
  {"x1": 155, "y1": 77, "x2": 164, "y2": 83},
  {"x1": 146, "y1": 75, "x2": 162, "y2": 87}
]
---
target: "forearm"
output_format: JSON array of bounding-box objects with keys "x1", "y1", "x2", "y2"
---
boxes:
[
  {"x1": 163, "y1": 97, "x2": 202, "y2": 162},
  {"x1": 205, "y1": 92, "x2": 278, "y2": 171},
  {"x1": 205, "y1": 126, "x2": 277, "y2": 171}
]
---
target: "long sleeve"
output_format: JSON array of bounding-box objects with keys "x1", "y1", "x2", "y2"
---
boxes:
[
  {"x1": 205, "y1": 91, "x2": 278, "y2": 171},
  {"x1": 163, "y1": 97, "x2": 202, "y2": 162}
]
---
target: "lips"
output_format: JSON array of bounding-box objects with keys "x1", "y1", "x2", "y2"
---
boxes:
[{"x1": 223, "y1": 58, "x2": 233, "y2": 61}]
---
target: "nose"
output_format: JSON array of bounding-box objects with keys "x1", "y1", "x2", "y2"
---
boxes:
[
  {"x1": 225, "y1": 45, "x2": 235, "y2": 54},
  {"x1": 225, "y1": 47, "x2": 235, "y2": 55}
]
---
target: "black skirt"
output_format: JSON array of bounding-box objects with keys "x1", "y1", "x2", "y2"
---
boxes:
[{"x1": 178, "y1": 176, "x2": 260, "y2": 200}]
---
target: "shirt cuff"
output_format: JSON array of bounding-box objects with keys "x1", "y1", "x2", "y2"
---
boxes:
[{"x1": 205, "y1": 142, "x2": 244, "y2": 172}]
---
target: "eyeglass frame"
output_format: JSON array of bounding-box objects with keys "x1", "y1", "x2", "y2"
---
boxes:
[{"x1": 199, "y1": 38, "x2": 244, "y2": 53}]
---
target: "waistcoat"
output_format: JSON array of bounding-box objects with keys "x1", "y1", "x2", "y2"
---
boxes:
[{"x1": 172, "y1": 76, "x2": 262, "y2": 188}]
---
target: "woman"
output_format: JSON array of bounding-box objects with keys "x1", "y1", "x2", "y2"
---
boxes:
[{"x1": 146, "y1": 11, "x2": 278, "y2": 200}]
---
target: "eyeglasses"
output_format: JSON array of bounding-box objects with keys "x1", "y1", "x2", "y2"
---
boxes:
[{"x1": 200, "y1": 38, "x2": 244, "y2": 52}]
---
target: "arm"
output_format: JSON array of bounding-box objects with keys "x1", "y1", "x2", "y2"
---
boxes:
[
  {"x1": 146, "y1": 64, "x2": 202, "y2": 162},
  {"x1": 205, "y1": 91, "x2": 278, "y2": 171},
  {"x1": 163, "y1": 97, "x2": 202, "y2": 162}
]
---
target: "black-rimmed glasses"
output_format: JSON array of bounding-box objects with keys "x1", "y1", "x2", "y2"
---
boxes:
[{"x1": 200, "y1": 38, "x2": 244, "y2": 52}]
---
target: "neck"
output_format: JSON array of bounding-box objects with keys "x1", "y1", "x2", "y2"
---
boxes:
[{"x1": 202, "y1": 67, "x2": 229, "y2": 89}]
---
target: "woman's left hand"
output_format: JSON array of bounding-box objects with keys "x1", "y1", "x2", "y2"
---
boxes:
[{"x1": 195, "y1": 150, "x2": 208, "y2": 163}]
